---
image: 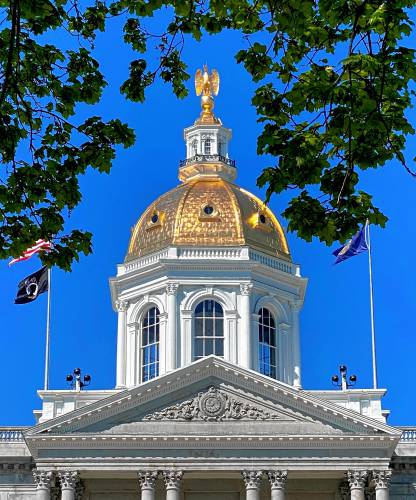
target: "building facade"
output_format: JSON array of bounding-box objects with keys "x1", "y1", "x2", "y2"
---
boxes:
[{"x1": 1, "y1": 67, "x2": 415, "y2": 500}]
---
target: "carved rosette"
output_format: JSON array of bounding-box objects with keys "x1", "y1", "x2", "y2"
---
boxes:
[
  {"x1": 163, "y1": 470, "x2": 183, "y2": 490},
  {"x1": 372, "y1": 470, "x2": 392, "y2": 490},
  {"x1": 242, "y1": 471, "x2": 263, "y2": 490},
  {"x1": 347, "y1": 470, "x2": 368, "y2": 490},
  {"x1": 143, "y1": 386, "x2": 283, "y2": 422},
  {"x1": 33, "y1": 470, "x2": 54, "y2": 489},
  {"x1": 58, "y1": 471, "x2": 79, "y2": 490},
  {"x1": 115, "y1": 299, "x2": 129, "y2": 313},
  {"x1": 166, "y1": 283, "x2": 179, "y2": 295},
  {"x1": 198, "y1": 386, "x2": 228, "y2": 420},
  {"x1": 267, "y1": 470, "x2": 288, "y2": 490},
  {"x1": 239, "y1": 283, "x2": 253, "y2": 296},
  {"x1": 138, "y1": 471, "x2": 159, "y2": 490}
]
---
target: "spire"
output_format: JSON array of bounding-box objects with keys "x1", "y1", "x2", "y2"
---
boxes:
[
  {"x1": 179, "y1": 65, "x2": 235, "y2": 183},
  {"x1": 194, "y1": 65, "x2": 221, "y2": 124}
]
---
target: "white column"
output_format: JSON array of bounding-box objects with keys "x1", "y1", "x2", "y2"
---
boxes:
[
  {"x1": 166, "y1": 283, "x2": 179, "y2": 371},
  {"x1": 291, "y1": 300, "x2": 302, "y2": 389},
  {"x1": 347, "y1": 470, "x2": 368, "y2": 500},
  {"x1": 33, "y1": 470, "x2": 53, "y2": 500},
  {"x1": 138, "y1": 471, "x2": 158, "y2": 500},
  {"x1": 242, "y1": 471, "x2": 262, "y2": 500},
  {"x1": 239, "y1": 283, "x2": 253, "y2": 369},
  {"x1": 163, "y1": 470, "x2": 183, "y2": 500},
  {"x1": 373, "y1": 470, "x2": 392, "y2": 500},
  {"x1": 115, "y1": 300, "x2": 129, "y2": 388},
  {"x1": 267, "y1": 470, "x2": 288, "y2": 500},
  {"x1": 58, "y1": 471, "x2": 79, "y2": 500}
]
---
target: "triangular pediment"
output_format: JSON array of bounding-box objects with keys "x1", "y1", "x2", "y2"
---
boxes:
[{"x1": 26, "y1": 357, "x2": 400, "y2": 441}]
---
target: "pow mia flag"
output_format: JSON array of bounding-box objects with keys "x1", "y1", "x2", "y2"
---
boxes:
[{"x1": 15, "y1": 267, "x2": 49, "y2": 304}]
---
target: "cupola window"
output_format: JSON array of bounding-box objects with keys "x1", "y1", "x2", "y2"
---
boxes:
[
  {"x1": 258, "y1": 308, "x2": 277, "y2": 378},
  {"x1": 193, "y1": 300, "x2": 224, "y2": 360},
  {"x1": 192, "y1": 139, "x2": 198, "y2": 156},
  {"x1": 204, "y1": 138, "x2": 211, "y2": 155},
  {"x1": 141, "y1": 306, "x2": 160, "y2": 382}
]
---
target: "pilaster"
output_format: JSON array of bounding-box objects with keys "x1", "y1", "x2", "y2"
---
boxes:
[
  {"x1": 115, "y1": 299, "x2": 129, "y2": 388},
  {"x1": 166, "y1": 283, "x2": 179, "y2": 372},
  {"x1": 290, "y1": 299, "x2": 302, "y2": 388},
  {"x1": 239, "y1": 283, "x2": 253, "y2": 369}
]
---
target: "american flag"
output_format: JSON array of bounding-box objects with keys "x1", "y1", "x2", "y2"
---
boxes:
[{"x1": 8, "y1": 240, "x2": 52, "y2": 266}]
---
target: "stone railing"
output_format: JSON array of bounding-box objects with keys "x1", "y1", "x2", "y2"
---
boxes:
[
  {"x1": 0, "y1": 427, "x2": 27, "y2": 442},
  {"x1": 179, "y1": 154, "x2": 236, "y2": 168},
  {"x1": 249, "y1": 249, "x2": 298, "y2": 275},
  {"x1": 122, "y1": 249, "x2": 170, "y2": 274},
  {"x1": 178, "y1": 248, "x2": 243, "y2": 259},
  {"x1": 398, "y1": 427, "x2": 416, "y2": 442}
]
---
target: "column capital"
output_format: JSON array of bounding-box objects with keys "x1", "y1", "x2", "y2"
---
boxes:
[
  {"x1": 347, "y1": 469, "x2": 368, "y2": 490},
  {"x1": 372, "y1": 470, "x2": 392, "y2": 489},
  {"x1": 267, "y1": 470, "x2": 288, "y2": 490},
  {"x1": 242, "y1": 470, "x2": 263, "y2": 489},
  {"x1": 33, "y1": 470, "x2": 54, "y2": 488},
  {"x1": 138, "y1": 471, "x2": 159, "y2": 489},
  {"x1": 58, "y1": 471, "x2": 80, "y2": 489},
  {"x1": 163, "y1": 470, "x2": 183, "y2": 489},
  {"x1": 166, "y1": 283, "x2": 179, "y2": 295},
  {"x1": 290, "y1": 299, "x2": 303, "y2": 312},
  {"x1": 115, "y1": 299, "x2": 129, "y2": 312},
  {"x1": 240, "y1": 283, "x2": 253, "y2": 296}
]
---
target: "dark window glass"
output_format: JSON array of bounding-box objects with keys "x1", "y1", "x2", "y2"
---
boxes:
[
  {"x1": 258, "y1": 308, "x2": 277, "y2": 379},
  {"x1": 141, "y1": 306, "x2": 160, "y2": 382},
  {"x1": 193, "y1": 300, "x2": 224, "y2": 360}
]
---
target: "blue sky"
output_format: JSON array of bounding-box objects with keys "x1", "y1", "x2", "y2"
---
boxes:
[{"x1": 0, "y1": 12, "x2": 415, "y2": 426}]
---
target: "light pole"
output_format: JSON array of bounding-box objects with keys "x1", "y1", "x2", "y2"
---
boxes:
[{"x1": 66, "y1": 368, "x2": 91, "y2": 391}]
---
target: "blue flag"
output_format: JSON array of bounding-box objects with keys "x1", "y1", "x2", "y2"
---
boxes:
[{"x1": 333, "y1": 227, "x2": 368, "y2": 264}]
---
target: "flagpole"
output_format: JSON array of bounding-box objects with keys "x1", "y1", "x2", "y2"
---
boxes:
[
  {"x1": 366, "y1": 221, "x2": 378, "y2": 389},
  {"x1": 44, "y1": 267, "x2": 51, "y2": 390}
]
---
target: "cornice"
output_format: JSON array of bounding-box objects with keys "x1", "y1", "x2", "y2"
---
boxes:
[{"x1": 26, "y1": 433, "x2": 398, "y2": 451}]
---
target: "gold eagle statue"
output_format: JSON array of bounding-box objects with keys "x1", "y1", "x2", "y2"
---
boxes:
[
  {"x1": 195, "y1": 65, "x2": 220, "y2": 97},
  {"x1": 194, "y1": 65, "x2": 220, "y2": 123}
]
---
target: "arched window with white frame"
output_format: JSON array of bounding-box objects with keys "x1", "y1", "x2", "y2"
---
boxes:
[
  {"x1": 258, "y1": 307, "x2": 277, "y2": 378},
  {"x1": 141, "y1": 306, "x2": 160, "y2": 381},
  {"x1": 193, "y1": 300, "x2": 224, "y2": 360}
]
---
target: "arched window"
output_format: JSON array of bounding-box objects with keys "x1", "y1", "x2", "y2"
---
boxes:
[
  {"x1": 141, "y1": 306, "x2": 160, "y2": 381},
  {"x1": 258, "y1": 308, "x2": 277, "y2": 378},
  {"x1": 192, "y1": 139, "x2": 198, "y2": 156},
  {"x1": 194, "y1": 300, "x2": 224, "y2": 360},
  {"x1": 204, "y1": 138, "x2": 211, "y2": 155}
]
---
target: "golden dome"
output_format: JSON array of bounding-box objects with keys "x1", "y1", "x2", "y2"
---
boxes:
[{"x1": 126, "y1": 177, "x2": 291, "y2": 262}]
